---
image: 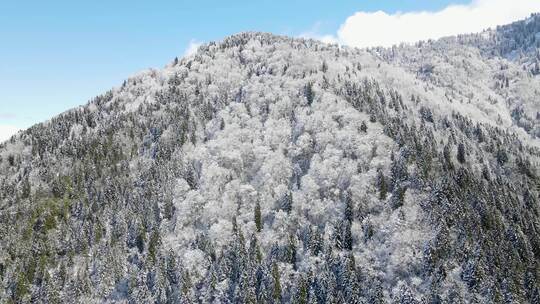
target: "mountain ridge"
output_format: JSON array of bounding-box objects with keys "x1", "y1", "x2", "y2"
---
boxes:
[
  {"x1": 5, "y1": 12, "x2": 540, "y2": 145},
  {"x1": 1, "y1": 16, "x2": 540, "y2": 303}
]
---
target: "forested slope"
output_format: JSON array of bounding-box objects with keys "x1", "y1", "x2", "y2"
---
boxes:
[{"x1": 1, "y1": 15, "x2": 540, "y2": 303}]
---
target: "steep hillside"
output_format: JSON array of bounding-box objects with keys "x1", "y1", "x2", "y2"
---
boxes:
[{"x1": 1, "y1": 16, "x2": 540, "y2": 303}]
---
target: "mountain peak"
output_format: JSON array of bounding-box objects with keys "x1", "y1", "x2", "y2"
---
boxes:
[{"x1": 1, "y1": 15, "x2": 540, "y2": 303}]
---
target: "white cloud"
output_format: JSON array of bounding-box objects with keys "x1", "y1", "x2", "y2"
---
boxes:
[
  {"x1": 0, "y1": 125, "x2": 20, "y2": 142},
  {"x1": 183, "y1": 39, "x2": 202, "y2": 57},
  {"x1": 299, "y1": 22, "x2": 339, "y2": 44},
  {"x1": 313, "y1": 0, "x2": 540, "y2": 48}
]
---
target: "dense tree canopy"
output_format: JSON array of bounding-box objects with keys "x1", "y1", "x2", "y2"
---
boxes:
[{"x1": 1, "y1": 14, "x2": 540, "y2": 303}]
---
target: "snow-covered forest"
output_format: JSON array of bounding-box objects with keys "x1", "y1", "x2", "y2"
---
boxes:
[{"x1": 1, "y1": 14, "x2": 540, "y2": 304}]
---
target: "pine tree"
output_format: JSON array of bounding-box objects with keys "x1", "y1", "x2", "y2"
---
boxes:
[
  {"x1": 280, "y1": 191, "x2": 293, "y2": 213},
  {"x1": 344, "y1": 254, "x2": 361, "y2": 302},
  {"x1": 360, "y1": 121, "x2": 368, "y2": 133},
  {"x1": 533, "y1": 60, "x2": 540, "y2": 75},
  {"x1": 377, "y1": 169, "x2": 388, "y2": 200},
  {"x1": 391, "y1": 184, "x2": 407, "y2": 210},
  {"x1": 272, "y1": 262, "x2": 282, "y2": 302},
  {"x1": 343, "y1": 221, "x2": 353, "y2": 251},
  {"x1": 344, "y1": 191, "x2": 354, "y2": 222},
  {"x1": 396, "y1": 284, "x2": 418, "y2": 304},
  {"x1": 288, "y1": 234, "x2": 297, "y2": 270},
  {"x1": 443, "y1": 144, "x2": 454, "y2": 171},
  {"x1": 457, "y1": 143, "x2": 466, "y2": 164},
  {"x1": 255, "y1": 201, "x2": 262, "y2": 233},
  {"x1": 249, "y1": 233, "x2": 262, "y2": 263},
  {"x1": 181, "y1": 270, "x2": 192, "y2": 297},
  {"x1": 232, "y1": 216, "x2": 238, "y2": 235},
  {"x1": 497, "y1": 148, "x2": 508, "y2": 165},
  {"x1": 163, "y1": 199, "x2": 175, "y2": 221},
  {"x1": 368, "y1": 278, "x2": 384, "y2": 304},
  {"x1": 148, "y1": 229, "x2": 160, "y2": 263},
  {"x1": 321, "y1": 61, "x2": 328, "y2": 73},
  {"x1": 335, "y1": 222, "x2": 343, "y2": 250},
  {"x1": 390, "y1": 154, "x2": 409, "y2": 187},
  {"x1": 166, "y1": 250, "x2": 179, "y2": 285},
  {"x1": 336, "y1": 192, "x2": 354, "y2": 250},
  {"x1": 136, "y1": 227, "x2": 145, "y2": 253},
  {"x1": 14, "y1": 270, "x2": 30, "y2": 302},
  {"x1": 21, "y1": 177, "x2": 31, "y2": 199},
  {"x1": 305, "y1": 82, "x2": 315, "y2": 106},
  {"x1": 202, "y1": 268, "x2": 217, "y2": 304},
  {"x1": 308, "y1": 226, "x2": 322, "y2": 256},
  {"x1": 295, "y1": 277, "x2": 309, "y2": 304}
]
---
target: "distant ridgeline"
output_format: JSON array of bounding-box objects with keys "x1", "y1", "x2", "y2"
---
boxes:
[{"x1": 1, "y1": 15, "x2": 540, "y2": 304}]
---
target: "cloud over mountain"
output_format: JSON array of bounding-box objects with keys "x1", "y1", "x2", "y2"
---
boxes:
[{"x1": 335, "y1": 0, "x2": 540, "y2": 48}]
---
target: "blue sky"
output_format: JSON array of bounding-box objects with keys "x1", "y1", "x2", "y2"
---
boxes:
[{"x1": 0, "y1": 0, "x2": 520, "y2": 138}]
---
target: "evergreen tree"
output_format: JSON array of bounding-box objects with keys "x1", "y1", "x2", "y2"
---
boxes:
[
  {"x1": 335, "y1": 222, "x2": 344, "y2": 250},
  {"x1": 377, "y1": 169, "x2": 388, "y2": 200},
  {"x1": 288, "y1": 234, "x2": 297, "y2": 270},
  {"x1": 343, "y1": 221, "x2": 353, "y2": 251},
  {"x1": 344, "y1": 191, "x2": 354, "y2": 222},
  {"x1": 295, "y1": 277, "x2": 309, "y2": 304},
  {"x1": 497, "y1": 148, "x2": 508, "y2": 165},
  {"x1": 342, "y1": 194, "x2": 354, "y2": 250},
  {"x1": 321, "y1": 60, "x2": 328, "y2": 73},
  {"x1": 136, "y1": 227, "x2": 145, "y2": 254},
  {"x1": 272, "y1": 262, "x2": 282, "y2": 302},
  {"x1": 390, "y1": 153, "x2": 409, "y2": 188},
  {"x1": 391, "y1": 184, "x2": 407, "y2": 210},
  {"x1": 443, "y1": 144, "x2": 454, "y2": 171},
  {"x1": 360, "y1": 121, "x2": 368, "y2": 133},
  {"x1": 255, "y1": 201, "x2": 262, "y2": 233},
  {"x1": 249, "y1": 233, "x2": 262, "y2": 263},
  {"x1": 280, "y1": 191, "x2": 293, "y2": 213},
  {"x1": 533, "y1": 60, "x2": 540, "y2": 75},
  {"x1": 457, "y1": 143, "x2": 466, "y2": 164},
  {"x1": 305, "y1": 82, "x2": 315, "y2": 106},
  {"x1": 396, "y1": 284, "x2": 418, "y2": 304},
  {"x1": 308, "y1": 226, "x2": 323, "y2": 256},
  {"x1": 181, "y1": 269, "x2": 193, "y2": 297},
  {"x1": 163, "y1": 199, "x2": 175, "y2": 221}
]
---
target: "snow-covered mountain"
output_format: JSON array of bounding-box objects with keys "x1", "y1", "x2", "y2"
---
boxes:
[{"x1": 1, "y1": 14, "x2": 540, "y2": 304}]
